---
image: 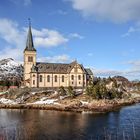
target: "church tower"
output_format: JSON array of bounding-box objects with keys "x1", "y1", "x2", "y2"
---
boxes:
[{"x1": 24, "y1": 21, "x2": 36, "y2": 87}]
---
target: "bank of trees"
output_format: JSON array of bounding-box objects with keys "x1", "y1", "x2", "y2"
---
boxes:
[{"x1": 86, "y1": 78, "x2": 124, "y2": 100}]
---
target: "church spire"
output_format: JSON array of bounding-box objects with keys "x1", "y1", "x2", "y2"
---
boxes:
[{"x1": 24, "y1": 18, "x2": 36, "y2": 52}]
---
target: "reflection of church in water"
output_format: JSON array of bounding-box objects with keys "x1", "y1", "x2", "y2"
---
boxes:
[{"x1": 24, "y1": 23, "x2": 93, "y2": 88}]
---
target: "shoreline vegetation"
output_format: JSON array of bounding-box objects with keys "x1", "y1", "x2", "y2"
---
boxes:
[{"x1": 1, "y1": 76, "x2": 140, "y2": 113}]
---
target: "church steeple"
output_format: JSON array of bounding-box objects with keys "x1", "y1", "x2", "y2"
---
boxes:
[
  {"x1": 24, "y1": 19, "x2": 37, "y2": 87},
  {"x1": 24, "y1": 19, "x2": 36, "y2": 52}
]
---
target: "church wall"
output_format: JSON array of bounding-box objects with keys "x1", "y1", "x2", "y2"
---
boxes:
[
  {"x1": 24, "y1": 51, "x2": 36, "y2": 87},
  {"x1": 31, "y1": 73, "x2": 38, "y2": 87},
  {"x1": 59, "y1": 74, "x2": 68, "y2": 87},
  {"x1": 36, "y1": 73, "x2": 69, "y2": 88},
  {"x1": 30, "y1": 68, "x2": 88, "y2": 88},
  {"x1": 30, "y1": 72, "x2": 88, "y2": 88},
  {"x1": 69, "y1": 64, "x2": 85, "y2": 87}
]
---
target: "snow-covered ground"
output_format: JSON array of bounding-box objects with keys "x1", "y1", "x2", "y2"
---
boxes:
[
  {"x1": 32, "y1": 98, "x2": 58, "y2": 105},
  {"x1": 0, "y1": 98, "x2": 17, "y2": 104}
]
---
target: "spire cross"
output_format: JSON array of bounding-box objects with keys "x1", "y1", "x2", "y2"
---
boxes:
[{"x1": 28, "y1": 18, "x2": 31, "y2": 27}]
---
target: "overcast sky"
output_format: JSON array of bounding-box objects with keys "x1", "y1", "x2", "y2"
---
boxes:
[{"x1": 0, "y1": 0, "x2": 140, "y2": 80}]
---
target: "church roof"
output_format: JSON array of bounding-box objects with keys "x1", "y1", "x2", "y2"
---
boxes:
[
  {"x1": 31, "y1": 61, "x2": 90, "y2": 74},
  {"x1": 35, "y1": 62, "x2": 70, "y2": 74},
  {"x1": 24, "y1": 24, "x2": 36, "y2": 52}
]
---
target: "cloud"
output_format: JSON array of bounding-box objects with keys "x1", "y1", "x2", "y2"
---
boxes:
[
  {"x1": 126, "y1": 60, "x2": 140, "y2": 69},
  {"x1": 10, "y1": 0, "x2": 32, "y2": 6},
  {"x1": 93, "y1": 68, "x2": 140, "y2": 80},
  {"x1": 93, "y1": 68, "x2": 123, "y2": 77},
  {"x1": 93, "y1": 60, "x2": 140, "y2": 80},
  {"x1": 48, "y1": 10, "x2": 67, "y2": 16},
  {"x1": 69, "y1": 33, "x2": 84, "y2": 39},
  {"x1": 37, "y1": 54, "x2": 71, "y2": 63},
  {"x1": 32, "y1": 28, "x2": 69, "y2": 48},
  {"x1": 87, "y1": 53, "x2": 93, "y2": 56},
  {"x1": 0, "y1": 18, "x2": 70, "y2": 61},
  {"x1": 122, "y1": 23, "x2": 140, "y2": 37},
  {"x1": 0, "y1": 18, "x2": 26, "y2": 60},
  {"x1": 24, "y1": 0, "x2": 32, "y2": 6},
  {"x1": 58, "y1": 10, "x2": 67, "y2": 15},
  {"x1": 68, "y1": 0, "x2": 140, "y2": 23}
]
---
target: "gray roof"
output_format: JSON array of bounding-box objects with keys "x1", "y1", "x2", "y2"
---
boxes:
[
  {"x1": 85, "y1": 68, "x2": 93, "y2": 75},
  {"x1": 36, "y1": 63, "x2": 70, "y2": 73},
  {"x1": 31, "y1": 61, "x2": 87, "y2": 74},
  {"x1": 24, "y1": 25, "x2": 36, "y2": 52}
]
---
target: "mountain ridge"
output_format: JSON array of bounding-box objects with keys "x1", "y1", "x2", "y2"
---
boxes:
[{"x1": 0, "y1": 58, "x2": 23, "y2": 80}]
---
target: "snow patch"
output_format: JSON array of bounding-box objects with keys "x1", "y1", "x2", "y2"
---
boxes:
[
  {"x1": 31, "y1": 92, "x2": 37, "y2": 95},
  {"x1": 60, "y1": 95, "x2": 69, "y2": 100},
  {"x1": 80, "y1": 101, "x2": 89, "y2": 105},
  {"x1": 0, "y1": 98, "x2": 17, "y2": 104},
  {"x1": 33, "y1": 99, "x2": 58, "y2": 105}
]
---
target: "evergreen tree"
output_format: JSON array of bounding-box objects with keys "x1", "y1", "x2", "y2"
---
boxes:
[
  {"x1": 59, "y1": 86, "x2": 66, "y2": 96},
  {"x1": 67, "y1": 86, "x2": 75, "y2": 98}
]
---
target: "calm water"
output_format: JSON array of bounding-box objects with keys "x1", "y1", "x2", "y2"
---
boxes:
[{"x1": 0, "y1": 104, "x2": 140, "y2": 140}]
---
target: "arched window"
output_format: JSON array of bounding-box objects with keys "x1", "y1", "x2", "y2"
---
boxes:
[
  {"x1": 71, "y1": 75, "x2": 74, "y2": 80},
  {"x1": 54, "y1": 75, "x2": 57, "y2": 82},
  {"x1": 78, "y1": 75, "x2": 81, "y2": 80},
  {"x1": 40, "y1": 75, "x2": 43, "y2": 82},
  {"x1": 62, "y1": 75, "x2": 64, "y2": 82},
  {"x1": 33, "y1": 74, "x2": 35, "y2": 77},
  {"x1": 33, "y1": 80, "x2": 35, "y2": 85},
  {"x1": 47, "y1": 75, "x2": 50, "y2": 82}
]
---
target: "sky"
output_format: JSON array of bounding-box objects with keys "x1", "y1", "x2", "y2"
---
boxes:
[{"x1": 0, "y1": 0, "x2": 140, "y2": 80}]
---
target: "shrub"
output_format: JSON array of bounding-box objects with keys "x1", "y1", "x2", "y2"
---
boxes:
[
  {"x1": 58, "y1": 86, "x2": 66, "y2": 96},
  {"x1": 67, "y1": 86, "x2": 75, "y2": 98}
]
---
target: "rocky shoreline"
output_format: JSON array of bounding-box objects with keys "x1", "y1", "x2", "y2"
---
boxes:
[
  {"x1": 1, "y1": 88, "x2": 140, "y2": 113},
  {"x1": 0, "y1": 97, "x2": 140, "y2": 113}
]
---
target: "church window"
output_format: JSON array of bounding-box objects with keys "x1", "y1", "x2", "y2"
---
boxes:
[
  {"x1": 78, "y1": 75, "x2": 81, "y2": 80},
  {"x1": 47, "y1": 75, "x2": 50, "y2": 82},
  {"x1": 33, "y1": 80, "x2": 35, "y2": 85},
  {"x1": 62, "y1": 75, "x2": 64, "y2": 82},
  {"x1": 71, "y1": 75, "x2": 74, "y2": 80},
  {"x1": 40, "y1": 75, "x2": 43, "y2": 82},
  {"x1": 54, "y1": 75, "x2": 57, "y2": 82}
]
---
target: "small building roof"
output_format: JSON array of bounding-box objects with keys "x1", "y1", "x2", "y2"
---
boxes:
[{"x1": 85, "y1": 68, "x2": 93, "y2": 75}]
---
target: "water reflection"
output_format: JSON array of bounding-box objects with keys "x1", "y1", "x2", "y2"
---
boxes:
[{"x1": 0, "y1": 104, "x2": 140, "y2": 140}]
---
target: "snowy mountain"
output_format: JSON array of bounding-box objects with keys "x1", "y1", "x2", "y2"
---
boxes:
[{"x1": 0, "y1": 58, "x2": 23, "y2": 80}]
